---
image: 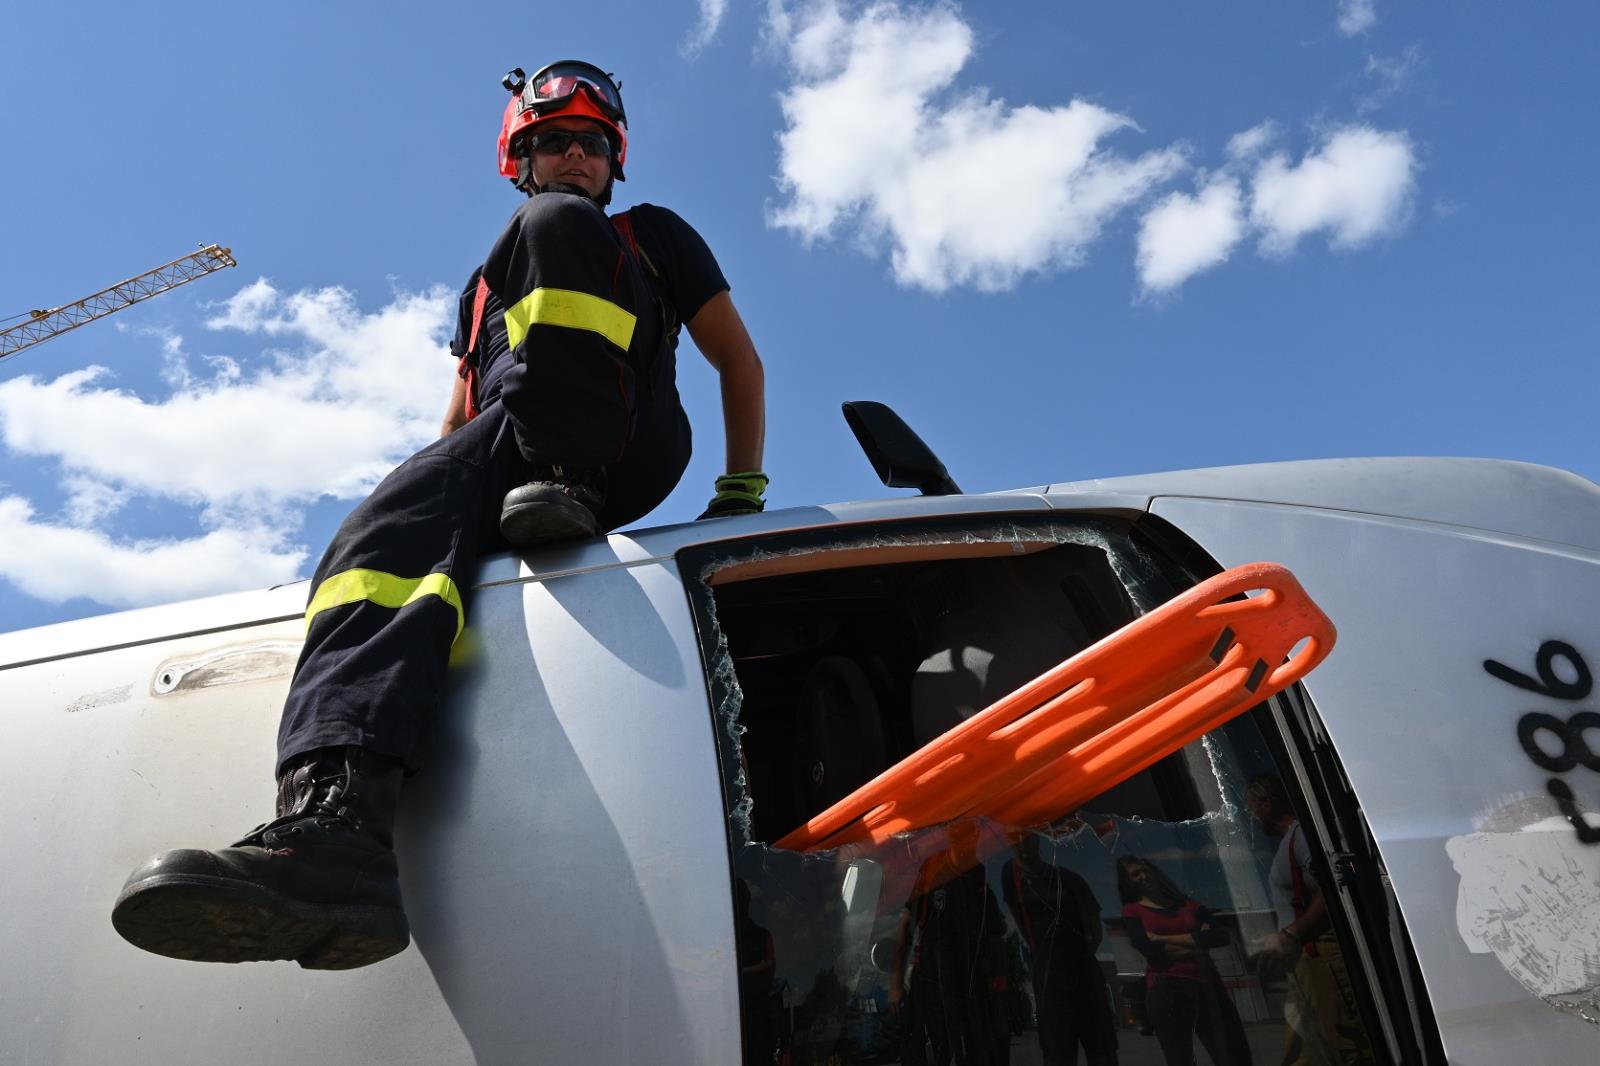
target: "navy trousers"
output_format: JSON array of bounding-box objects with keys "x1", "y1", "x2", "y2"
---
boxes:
[{"x1": 276, "y1": 194, "x2": 692, "y2": 773}]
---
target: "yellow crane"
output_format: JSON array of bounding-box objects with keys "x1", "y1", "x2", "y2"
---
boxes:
[{"x1": 0, "y1": 244, "x2": 237, "y2": 362}]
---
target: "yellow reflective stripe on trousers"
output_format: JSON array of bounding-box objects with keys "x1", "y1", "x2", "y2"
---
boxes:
[
  {"x1": 305, "y1": 569, "x2": 465, "y2": 643},
  {"x1": 502, "y1": 287, "x2": 636, "y2": 353}
]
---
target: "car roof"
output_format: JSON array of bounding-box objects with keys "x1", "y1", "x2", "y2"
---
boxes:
[{"x1": 1049, "y1": 456, "x2": 1600, "y2": 554}]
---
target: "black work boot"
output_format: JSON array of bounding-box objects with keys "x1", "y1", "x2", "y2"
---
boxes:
[
  {"x1": 500, "y1": 464, "x2": 607, "y2": 547},
  {"x1": 111, "y1": 747, "x2": 409, "y2": 970}
]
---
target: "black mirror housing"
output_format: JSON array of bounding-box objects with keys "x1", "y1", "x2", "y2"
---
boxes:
[{"x1": 841, "y1": 400, "x2": 961, "y2": 497}]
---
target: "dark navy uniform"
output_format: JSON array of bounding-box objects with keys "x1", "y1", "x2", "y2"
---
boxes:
[{"x1": 276, "y1": 193, "x2": 728, "y2": 773}]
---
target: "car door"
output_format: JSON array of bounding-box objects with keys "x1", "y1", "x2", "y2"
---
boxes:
[{"x1": 1144, "y1": 490, "x2": 1600, "y2": 1064}]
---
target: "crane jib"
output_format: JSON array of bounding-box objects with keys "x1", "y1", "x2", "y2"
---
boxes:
[{"x1": 0, "y1": 244, "x2": 237, "y2": 361}]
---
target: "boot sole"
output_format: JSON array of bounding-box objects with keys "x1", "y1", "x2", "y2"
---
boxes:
[
  {"x1": 500, "y1": 495, "x2": 599, "y2": 548},
  {"x1": 111, "y1": 873, "x2": 409, "y2": 970}
]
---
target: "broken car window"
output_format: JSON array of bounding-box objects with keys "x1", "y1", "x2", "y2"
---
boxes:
[{"x1": 685, "y1": 518, "x2": 1386, "y2": 1065}]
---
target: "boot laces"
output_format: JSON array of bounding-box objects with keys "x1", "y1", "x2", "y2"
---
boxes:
[
  {"x1": 533, "y1": 464, "x2": 606, "y2": 509},
  {"x1": 237, "y1": 753, "x2": 363, "y2": 846}
]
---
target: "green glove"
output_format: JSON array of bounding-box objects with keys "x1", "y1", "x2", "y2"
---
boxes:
[{"x1": 697, "y1": 471, "x2": 768, "y2": 520}]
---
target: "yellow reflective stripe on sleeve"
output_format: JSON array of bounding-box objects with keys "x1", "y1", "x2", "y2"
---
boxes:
[
  {"x1": 503, "y1": 287, "x2": 636, "y2": 353},
  {"x1": 305, "y1": 569, "x2": 465, "y2": 643}
]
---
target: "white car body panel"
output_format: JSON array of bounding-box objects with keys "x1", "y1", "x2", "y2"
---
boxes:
[{"x1": 4, "y1": 457, "x2": 1598, "y2": 1063}]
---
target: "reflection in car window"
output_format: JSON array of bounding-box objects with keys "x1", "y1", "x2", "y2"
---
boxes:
[{"x1": 691, "y1": 521, "x2": 1385, "y2": 1065}]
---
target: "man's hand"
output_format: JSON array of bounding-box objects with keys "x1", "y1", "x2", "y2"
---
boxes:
[
  {"x1": 698, "y1": 471, "x2": 768, "y2": 519},
  {"x1": 1255, "y1": 929, "x2": 1302, "y2": 978}
]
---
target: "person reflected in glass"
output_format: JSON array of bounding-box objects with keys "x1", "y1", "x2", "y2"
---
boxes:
[
  {"x1": 1002, "y1": 834, "x2": 1118, "y2": 1066},
  {"x1": 1117, "y1": 855, "x2": 1252, "y2": 1066},
  {"x1": 734, "y1": 880, "x2": 780, "y2": 1066},
  {"x1": 892, "y1": 864, "x2": 1013, "y2": 1066},
  {"x1": 1245, "y1": 776, "x2": 1373, "y2": 1066}
]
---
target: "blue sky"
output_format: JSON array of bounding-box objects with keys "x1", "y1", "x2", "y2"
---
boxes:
[{"x1": 1, "y1": 0, "x2": 1595, "y2": 632}]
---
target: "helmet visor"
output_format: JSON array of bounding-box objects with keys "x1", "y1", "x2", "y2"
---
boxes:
[{"x1": 526, "y1": 61, "x2": 626, "y2": 127}]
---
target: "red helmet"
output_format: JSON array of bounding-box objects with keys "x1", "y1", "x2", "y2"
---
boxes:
[{"x1": 498, "y1": 61, "x2": 628, "y2": 191}]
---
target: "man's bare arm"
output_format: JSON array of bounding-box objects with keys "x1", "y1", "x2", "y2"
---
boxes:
[
  {"x1": 685, "y1": 290, "x2": 765, "y2": 473},
  {"x1": 441, "y1": 374, "x2": 469, "y2": 438}
]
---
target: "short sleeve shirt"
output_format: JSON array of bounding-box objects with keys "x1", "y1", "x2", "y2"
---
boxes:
[{"x1": 621, "y1": 203, "x2": 728, "y2": 324}]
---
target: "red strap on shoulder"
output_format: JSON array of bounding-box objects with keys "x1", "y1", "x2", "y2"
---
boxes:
[
  {"x1": 609, "y1": 209, "x2": 673, "y2": 334},
  {"x1": 467, "y1": 275, "x2": 491, "y2": 356},
  {"x1": 457, "y1": 276, "x2": 492, "y2": 422},
  {"x1": 610, "y1": 210, "x2": 640, "y2": 260},
  {"x1": 1287, "y1": 826, "x2": 1320, "y2": 956}
]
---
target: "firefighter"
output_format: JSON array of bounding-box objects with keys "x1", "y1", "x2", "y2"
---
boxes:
[{"x1": 110, "y1": 60, "x2": 768, "y2": 970}]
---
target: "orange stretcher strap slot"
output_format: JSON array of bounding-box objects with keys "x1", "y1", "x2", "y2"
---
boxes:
[{"x1": 774, "y1": 562, "x2": 1335, "y2": 853}]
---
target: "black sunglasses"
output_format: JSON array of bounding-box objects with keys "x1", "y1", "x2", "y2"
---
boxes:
[{"x1": 523, "y1": 129, "x2": 613, "y2": 158}]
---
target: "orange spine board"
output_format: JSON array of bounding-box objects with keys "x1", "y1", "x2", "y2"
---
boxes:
[{"x1": 774, "y1": 562, "x2": 1335, "y2": 853}]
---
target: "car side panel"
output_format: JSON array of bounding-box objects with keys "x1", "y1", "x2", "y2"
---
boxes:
[{"x1": 0, "y1": 559, "x2": 739, "y2": 1064}]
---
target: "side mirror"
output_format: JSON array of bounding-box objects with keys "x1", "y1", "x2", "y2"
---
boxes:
[{"x1": 841, "y1": 400, "x2": 962, "y2": 497}]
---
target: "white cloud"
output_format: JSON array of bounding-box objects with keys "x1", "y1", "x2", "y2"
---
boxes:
[
  {"x1": 0, "y1": 279, "x2": 454, "y2": 611},
  {"x1": 1359, "y1": 46, "x2": 1422, "y2": 114},
  {"x1": 1337, "y1": 0, "x2": 1377, "y2": 35},
  {"x1": 1136, "y1": 177, "x2": 1246, "y2": 293},
  {"x1": 766, "y1": 0, "x2": 1186, "y2": 292},
  {"x1": 208, "y1": 277, "x2": 278, "y2": 330},
  {"x1": 0, "y1": 496, "x2": 305, "y2": 608},
  {"x1": 683, "y1": 0, "x2": 731, "y2": 56},
  {"x1": 759, "y1": 0, "x2": 798, "y2": 56},
  {"x1": 1251, "y1": 126, "x2": 1416, "y2": 255},
  {"x1": 0, "y1": 281, "x2": 453, "y2": 518},
  {"x1": 1134, "y1": 122, "x2": 1416, "y2": 292},
  {"x1": 766, "y1": 3, "x2": 1421, "y2": 295},
  {"x1": 1226, "y1": 121, "x2": 1277, "y2": 164},
  {"x1": 61, "y1": 475, "x2": 130, "y2": 526}
]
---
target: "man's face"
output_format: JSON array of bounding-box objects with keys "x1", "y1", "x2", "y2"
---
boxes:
[
  {"x1": 526, "y1": 117, "x2": 611, "y2": 199},
  {"x1": 1245, "y1": 788, "x2": 1272, "y2": 829}
]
